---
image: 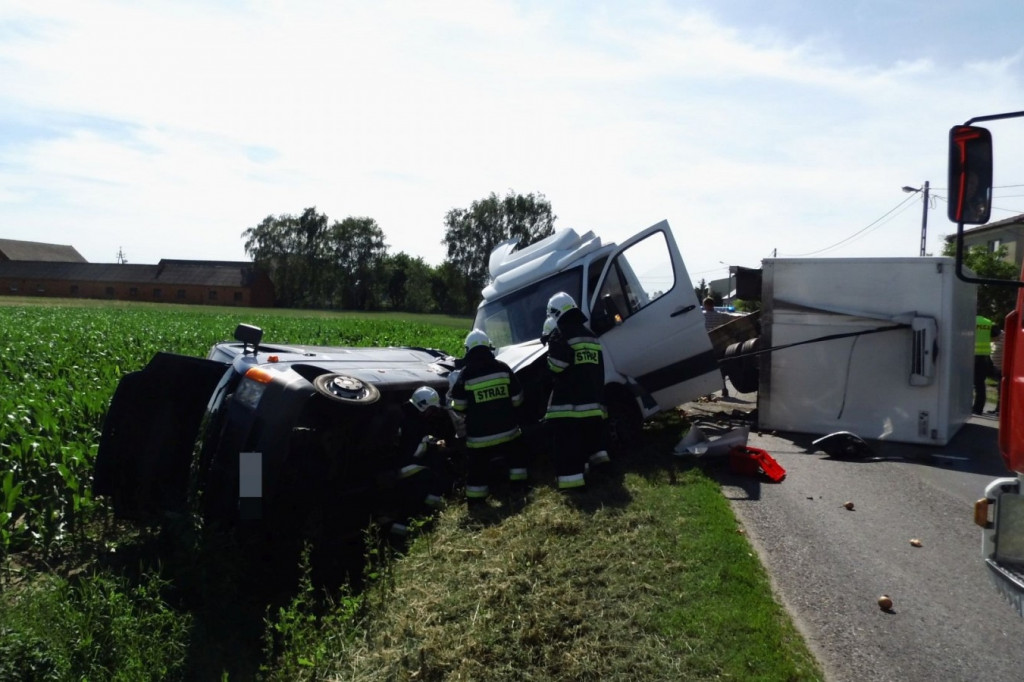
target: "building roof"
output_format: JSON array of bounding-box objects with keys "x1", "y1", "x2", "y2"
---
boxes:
[
  {"x1": 961, "y1": 213, "x2": 1024, "y2": 237},
  {"x1": 0, "y1": 239, "x2": 87, "y2": 263},
  {"x1": 0, "y1": 260, "x2": 260, "y2": 287}
]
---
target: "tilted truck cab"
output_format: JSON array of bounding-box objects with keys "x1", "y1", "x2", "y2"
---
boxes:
[{"x1": 473, "y1": 220, "x2": 722, "y2": 447}]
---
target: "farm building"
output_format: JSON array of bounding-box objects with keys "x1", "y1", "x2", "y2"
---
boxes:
[
  {"x1": 0, "y1": 239, "x2": 275, "y2": 307},
  {"x1": 0, "y1": 238, "x2": 87, "y2": 263}
]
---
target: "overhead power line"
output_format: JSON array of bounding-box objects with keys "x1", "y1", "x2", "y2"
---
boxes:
[
  {"x1": 933, "y1": 194, "x2": 1024, "y2": 217},
  {"x1": 778, "y1": 193, "x2": 920, "y2": 258}
]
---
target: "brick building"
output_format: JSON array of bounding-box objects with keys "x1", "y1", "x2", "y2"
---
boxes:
[{"x1": 0, "y1": 239, "x2": 275, "y2": 307}]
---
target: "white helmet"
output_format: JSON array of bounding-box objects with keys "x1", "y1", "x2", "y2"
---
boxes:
[
  {"x1": 464, "y1": 328, "x2": 492, "y2": 351},
  {"x1": 447, "y1": 368, "x2": 462, "y2": 392},
  {"x1": 410, "y1": 386, "x2": 440, "y2": 412},
  {"x1": 541, "y1": 316, "x2": 557, "y2": 343},
  {"x1": 547, "y1": 291, "x2": 577, "y2": 321}
]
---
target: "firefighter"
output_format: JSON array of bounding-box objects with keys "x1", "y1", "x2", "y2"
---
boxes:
[
  {"x1": 974, "y1": 315, "x2": 994, "y2": 415},
  {"x1": 378, "y1": 386, "x2": 458, "y2": 536},
  {"x1": 544, "y1": 291, "x2": 609, "y2": 491},
  {"x1": 449, "y1": 329, "x2": 526, "y2": 503},
  {"x1": 541, "y1": 315, "x2": 557, "y2": 345}
]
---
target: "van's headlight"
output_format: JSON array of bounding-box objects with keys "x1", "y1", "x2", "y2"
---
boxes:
[{"x1": 234, "y1": 367, "x2": 276, "y2": 409}]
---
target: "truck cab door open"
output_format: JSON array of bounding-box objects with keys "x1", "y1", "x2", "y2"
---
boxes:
[
  {"x1": 93, "y1": 352, "x2": 228, "y2": 520},
  {"x1": 590, "y1": 220, "x2": 721, "y2": 409}
]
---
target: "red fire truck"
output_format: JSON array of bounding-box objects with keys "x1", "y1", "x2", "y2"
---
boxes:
[{"x1": 952, "y1": 110, "x2": 1024, "y2": 616}]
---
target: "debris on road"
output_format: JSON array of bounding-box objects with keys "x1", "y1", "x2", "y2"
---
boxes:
[
  {"x1": 878, "y1": 595, "x2": 894, "y2": 611},
  {"x1": 729, "y1": 445, "x2": 787, "y2": 482},
  {"x1": 910, "y1": 538, "x2": 923, "y2": 547},
  {"x1": 673, "y1": 424, "x2": 750, "y2": 456},
  {"x1": 843, "y1": 501, "x2": 855, "y2": 510},
  {"x1": 812, "y1": 430, "x2": 874, "y2": 459}
]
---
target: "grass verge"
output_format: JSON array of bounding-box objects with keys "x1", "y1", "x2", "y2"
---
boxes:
[{"x1": 269, "y1": 414, "x2": 823, "y2": 681}]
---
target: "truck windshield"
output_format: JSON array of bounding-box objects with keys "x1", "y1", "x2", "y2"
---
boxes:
[{"x1": 473, "y1": 268, "x2": 583, "y2": 348}]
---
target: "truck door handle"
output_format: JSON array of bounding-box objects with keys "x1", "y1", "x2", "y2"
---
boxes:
[{"x1": 671, "y1": 304, "x2": 696, "y2": 317}]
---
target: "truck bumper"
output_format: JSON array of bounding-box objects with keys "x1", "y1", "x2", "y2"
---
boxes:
[{"x1": 985, "y1": 558, "x2": 1024, "y2": 618}]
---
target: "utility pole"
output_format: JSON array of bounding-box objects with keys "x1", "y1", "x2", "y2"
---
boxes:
[
  {"x1": 918, "y1": 180, "x2": 930, "y2": 256},
  {"x1": 902, "y1": 181, "x2": 930, "y2": 256}
]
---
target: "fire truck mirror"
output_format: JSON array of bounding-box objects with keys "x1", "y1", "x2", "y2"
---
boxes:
[{"x1": 947, "y1": 124, "x2": 993, "y2": 225}]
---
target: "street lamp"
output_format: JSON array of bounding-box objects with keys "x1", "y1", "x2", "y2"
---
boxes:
[
  {"x1": 718, "y1": 261, "x2": 734, "y2": 308},
  {"x1": 902, "y1": 181, "x2": 930, "y2": 256}
]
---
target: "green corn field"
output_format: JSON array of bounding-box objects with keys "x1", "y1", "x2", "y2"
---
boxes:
[{"x1": 0, "y1": 303, "x2": 467, "y2": 559}]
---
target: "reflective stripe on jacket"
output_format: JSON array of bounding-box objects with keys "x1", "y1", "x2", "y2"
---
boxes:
[
  {"x1": 976, "y1": 316, "x2": 993, "y2": 356},
  {"x1": 450, "y1": 347, "x2": 523, "y2": 449},
  {"x1": 545, "y1": 309, "x2": 605, "y2": 420}
]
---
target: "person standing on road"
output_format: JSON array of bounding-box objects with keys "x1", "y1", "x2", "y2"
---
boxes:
[
  {"x1": 544, "y1": 292, "x2": 608, "y2": 491},
  {"x1": 702, "y1": 297, "x2": 732, "y2": 397},
  {"x1": 974, "y1": 314, "x2": 994, "y2": 415},
  {"x1": 702, "y1": 297, "x2": 732, "y2": 330},
  {"x1": 990, "y1": 322, "x2": 1004, "y2": 415},
  {"x1": 449, "y1": 329, "x2": 526, "y2": 503}
]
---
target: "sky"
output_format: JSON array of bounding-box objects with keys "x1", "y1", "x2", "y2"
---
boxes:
[{"x1": 2, "y1": 0, "x2": 1024, "y2": 288}]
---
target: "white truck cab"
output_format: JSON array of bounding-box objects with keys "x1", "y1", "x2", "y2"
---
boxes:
[{"x1": 472, "y1": 220, "x2": 722, "y2": 447}]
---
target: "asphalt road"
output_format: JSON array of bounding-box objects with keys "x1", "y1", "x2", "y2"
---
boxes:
[{"x1": 681, "y1": 391, "x2": 1024, "y2": 682}]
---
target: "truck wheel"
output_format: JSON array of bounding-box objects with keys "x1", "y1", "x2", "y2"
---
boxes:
[
  {"x1": 725, "y1": 337, "x2": 760, "y2": 394},
  {"x1": 313, "y1": 373, "x2": 381, "y2": 405},
  {"x1": 606, "y1": 389, "x2": 643, "y2": 456}
]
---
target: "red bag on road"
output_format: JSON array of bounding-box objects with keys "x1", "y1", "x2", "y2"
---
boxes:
[{"x1": 729, "y1": 446, "x2": 786, "y2": 482}]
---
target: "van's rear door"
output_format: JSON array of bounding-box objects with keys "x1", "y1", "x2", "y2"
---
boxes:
[{"x1": 591, "y1": 220, "x2": 721, "y2": 410}]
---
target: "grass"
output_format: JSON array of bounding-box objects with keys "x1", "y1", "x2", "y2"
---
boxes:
[
  {"x1": 0, "y1": 295, "x2": 474, "y2": 329},
  {"x1": 267, "y1": 413, "x2": 823, "y2": 681}
]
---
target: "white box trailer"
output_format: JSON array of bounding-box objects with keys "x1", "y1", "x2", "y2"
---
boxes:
[{"x1": 757, "y1": 257, "x2": 976, "y2": 446}]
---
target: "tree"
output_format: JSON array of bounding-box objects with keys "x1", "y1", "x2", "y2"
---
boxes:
[
  {"x1": 296, "y1": 207, "x2": 329, "y2": 305},
  {"x1": 326, "y1": 217, "x2": 389, "y2": 310},
  {"x1": 431, "y1": 261, "x2": 472, "y2": 316},
  {"x1": 244, "y1": 208, "x2": 391, "y2": 310},
  {"x1": 242, "y1": 211, "x2": 311, "y2": 307},
  {"x1": 693, "y1": 278, "x2": 710, "y2": 302},
  {"x1": 442, "y1": 191, "x2": 556, "y2": 312},
  {"x1": 942, "y1": 239, "x2": 1018, "y2": 325},
  {"x1": 382, "y1": 252, "x2": 437, "y2": 313}
]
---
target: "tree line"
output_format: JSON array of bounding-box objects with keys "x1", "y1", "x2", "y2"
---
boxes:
[{"x1": 241, "y1": 191, "x2": 556, "y2": 315}]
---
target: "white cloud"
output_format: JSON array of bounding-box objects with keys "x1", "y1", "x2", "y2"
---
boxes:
[{"x1": 1, "y1": 0, "x2": 1022, "y2": 283}]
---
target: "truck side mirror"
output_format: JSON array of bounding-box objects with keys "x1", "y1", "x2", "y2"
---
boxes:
[
  {"x1": 947, "y1": 124, "x2": 993, "y2": 225},
  {"x1": 591, "y1": 295, "x2": 620, "y2": 335}
]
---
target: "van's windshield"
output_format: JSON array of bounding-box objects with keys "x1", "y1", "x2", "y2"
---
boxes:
[{"x1": 473, "y1": 268, "x2": 583, "y2": 348}]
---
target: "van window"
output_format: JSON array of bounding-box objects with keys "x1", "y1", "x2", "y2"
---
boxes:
[
  {"x1": 473, "y1": 267, "x2": 582, "y2": 348},
  {"x1": 597, "y1": 231, "x2": 675, "y2": 323}
]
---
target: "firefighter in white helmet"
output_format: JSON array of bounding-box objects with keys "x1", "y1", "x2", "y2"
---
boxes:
[
  {"x1": 544, "y1": 292, "x2": 609, "y2": 491},
  {"x1": 379, "y1": 385, "x2": 460, "y2": 536},
  {"x1": 449, "y1": 329, "x2": 526, "y2": 503},
  {"x1": 540, "y1": 315, "x2": 557, "y2": 345}
]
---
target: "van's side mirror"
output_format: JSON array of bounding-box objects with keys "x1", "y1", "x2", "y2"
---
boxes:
[
  {"x1": 947, "y1": 124, "x2": 993, "y2": 225},
  {"x1": 234, "y1": 323, "x2": 263, "y2": 354}
]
